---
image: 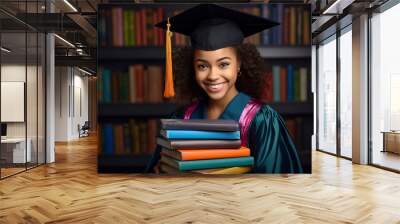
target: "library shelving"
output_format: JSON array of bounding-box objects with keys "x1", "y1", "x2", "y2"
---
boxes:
[
  {"x1": 98, "y1": 46, "x2": 311, "y2": 62},
  {"x1": 97, "y1": 3, "x2": 313, "y2": 173}
]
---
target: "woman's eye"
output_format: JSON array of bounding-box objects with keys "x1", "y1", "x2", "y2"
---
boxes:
[
  {"x1": 197, "y1": 64, "x2": 208, "y2": 70},
  {"x1": 219, "y1": 62, "x2": 230, "y2": 69}
]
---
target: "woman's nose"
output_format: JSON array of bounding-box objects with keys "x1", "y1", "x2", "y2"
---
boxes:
[{"x1": 206, "y1": 66, "x2": 219, "y2": 81}]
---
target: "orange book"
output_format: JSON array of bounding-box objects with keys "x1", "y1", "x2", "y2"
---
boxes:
[
  {"x1": 161, "y1": 147, "x2": 250, "y2": 161},
  {"x1": 113, "y1": 124, "x2": 124, "y2": 154}
]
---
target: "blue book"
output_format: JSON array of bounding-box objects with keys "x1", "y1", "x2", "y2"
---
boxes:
[
  {"x1": 161, "y1": 156, "x2": 254, "y2": 171},
  {"x1": 270, "y1": 5, "x2": 276, "y2": 44},
  {"x1": 261, "y1": 4, "x2": 270, "y2": 45},
  {"x1": 277, "y1": 5, "x2": 284, "y2": 45},
  {"x1": 272, "y1": 65, "x2": 280, "y2": 102},
  {"x1": 102, "y1": 124, "x2": 114, "y2": 154},
  {"x1": 287, "y1": 65, "x2": 294, "y2": 101},
  {"x1": 102, "y1": 69, "x2": 112, "y2": 103},
  {"x1": 160, "y1": 130, "x2": 240, "y2": 140}
]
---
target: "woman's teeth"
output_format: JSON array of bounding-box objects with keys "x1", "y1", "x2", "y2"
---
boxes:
[{"x1": 206, "y1": 82, "x2": 225, "y2": 92}]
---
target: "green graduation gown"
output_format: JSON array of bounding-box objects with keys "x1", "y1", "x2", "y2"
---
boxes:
[{"x1": 146, "y1": 92, "x2": 303, "y2": 173}]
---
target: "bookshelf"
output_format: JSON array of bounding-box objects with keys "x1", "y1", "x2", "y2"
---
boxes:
[
  {"x1": 98, "y1": 102, "x2": 312, "y2": 120},
  {"x1": 98, "y1": 154, "x2": 151, "y2": 173},
  {"x1": 98, "y1": 103, "x2": 180, "y2": 121},
  {"x1": 97, "y1": 3, "x2": 313, "y2": 173},
  {"x1": 98, "y1": 46, "x2": 311, "y2": 62}
]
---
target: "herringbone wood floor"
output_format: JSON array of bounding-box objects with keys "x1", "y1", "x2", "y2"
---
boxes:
[{"x1": 1, "y1": 135, "x2": 400, "y2": 224}]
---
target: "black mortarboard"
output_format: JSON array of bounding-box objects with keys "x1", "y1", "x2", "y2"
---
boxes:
[
  {"x1": 156, "y1": 3, "x2": 279, "y2": 98},
  {"x1": 155, "y1": 3, "x2": 279, "y2": 50}
]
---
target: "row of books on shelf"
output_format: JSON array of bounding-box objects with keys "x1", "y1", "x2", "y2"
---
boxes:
[
  {"x1": 98, "y1": 65, "x2": 163, "y2": 103},
  {"x1": 98, "y1": 117, "x2": 306, "y2": 157},
  {"x1": 98, "y1": 7, "x2": 164, "y2": 47},
  {"x1": 98, "y1": 63, "x2": 309, "y2": 104},
  {"x1": 261, "y1": 65, "x2": 309, "y2": 103},
  {"x1": 100, "y1": 119, "x2": 158, "y2": 155},
  {"x1": 262, "y1": 4, "x2": 311, "y2": 46},
  {"x1": 98, "y1": 5, "x2": 310, "y2": 48}
]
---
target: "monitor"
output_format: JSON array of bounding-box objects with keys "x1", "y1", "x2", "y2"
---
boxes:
[{"x1": 1, "y1": 123, "x2": 7, "y2": 137}]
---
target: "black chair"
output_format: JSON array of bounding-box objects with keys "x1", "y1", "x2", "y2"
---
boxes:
[{"x1": 79, "y1": 121, "x2": 90, "y2": 138}]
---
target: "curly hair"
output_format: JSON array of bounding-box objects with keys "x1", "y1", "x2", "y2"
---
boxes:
[{"x1": 171, "y1": 43, "x2": 267, "y2": 105}]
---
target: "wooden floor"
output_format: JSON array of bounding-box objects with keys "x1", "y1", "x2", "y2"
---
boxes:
[
  {"x1": 1, "y1": 136, "x2": 400, "y2": 223},
  {"x1": 372, "y1": 150, "x2": 400, "y2": 171}
]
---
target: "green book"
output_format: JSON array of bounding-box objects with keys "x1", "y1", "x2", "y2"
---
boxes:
[
  {"x1": 160, "y1": 156, "x2": 254, "y2": 171},
  {"x1": 119, "y1": 72, "x2": 129, "y2": 102},
  {"x1": 123, "y1": 9, "x2": 130, "y2": 47}
]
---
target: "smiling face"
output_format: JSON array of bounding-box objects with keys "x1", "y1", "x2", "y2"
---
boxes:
[{"x1": 193, "y1": 47, "x2": 240, "y2": 102}]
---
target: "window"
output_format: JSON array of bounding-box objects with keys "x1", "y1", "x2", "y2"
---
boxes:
[
  {"x1": 317, "y1": 36, "x2": 337, "y2": 154},
  {"x1": 339, "y1": 28, "x2": 352, "y2": 158},
  {"x1": 371, "y1": 2, "x2": 400, "y2": 171}
]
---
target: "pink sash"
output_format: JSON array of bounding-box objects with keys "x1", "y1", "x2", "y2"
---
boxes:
[{"x1": 183, "y1": 99, "x2": 262, "y2": 147}]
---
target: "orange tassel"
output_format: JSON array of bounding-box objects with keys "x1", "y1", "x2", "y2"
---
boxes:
[{"x1": 164, "y1": 17, "x2": 175, "y2": 98}]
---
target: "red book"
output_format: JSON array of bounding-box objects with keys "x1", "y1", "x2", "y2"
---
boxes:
[
  {"x1": 157, "y1": 8, "x2": 164, "y2": 46},
  {"x1": 141, "y1": 9, "x2": 147, "y2": 46},
  {"x1": 135, "y1": 10, "x2": 141, "y2": 46},
  {"x1": 280, "y1": 67, "x2": 287, "y2": 102},
  {"x1": 283, "y1": 7, "x2": 290, "y2": 45},
  {"x1": 152, "y1": 9, "x2": 158, "y2": 46},
  {"x1": 112, "y1": 7, "x2": 123, "y2": 47},
  {"x1": 262, "y1": 71, "x2": 273, "y2": 102}
]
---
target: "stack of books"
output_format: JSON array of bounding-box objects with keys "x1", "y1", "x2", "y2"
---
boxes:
[{"x1": 157, "y1": 119, "x2": 254, "y2": 174}]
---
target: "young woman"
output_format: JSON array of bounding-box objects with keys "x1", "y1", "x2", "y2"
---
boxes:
[{"x1": 146, "y1": 4, "x2": 303, "y2": 173}]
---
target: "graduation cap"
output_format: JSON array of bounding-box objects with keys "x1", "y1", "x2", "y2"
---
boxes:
[{"x1": 155, "y1": 3, "x2": 279, "y2": 98}]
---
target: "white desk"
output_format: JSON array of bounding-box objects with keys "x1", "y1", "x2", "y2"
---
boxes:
[{"x1": 1, "y1": 138, "x2": 31, "y2": 163}]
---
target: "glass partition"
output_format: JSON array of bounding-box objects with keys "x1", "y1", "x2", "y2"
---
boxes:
[
  {"x1": 1, "y1": 30, "x2": 28, "y2": 177},
  {"x1": 0, "y1": 1, "x2": 46, "y2": 179},
  {"x1": 371, "y1": 3, "x2": 400, "y2": 171},
  {"x1": 339, "y1": 28, "x2": 352, "y2": 158},
  {"x1": 317, "y1": 35, "x2": 337, "y2": 154}
]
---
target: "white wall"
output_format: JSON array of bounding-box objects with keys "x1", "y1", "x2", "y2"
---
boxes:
[
  {"x1": 55, "y1": 66, "x2": 89, "y2": 141},
  {"x1": 1, "y1": 65, "x2": 30, "y2": 137},
  {"x1": 55, "y1": 66, "x2": 70, "y2": 141}
]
